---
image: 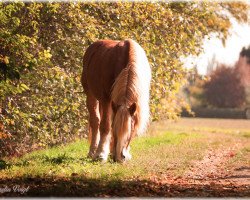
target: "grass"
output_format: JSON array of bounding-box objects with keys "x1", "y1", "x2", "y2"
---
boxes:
[
  {"x1": 0, "y1": 131, "x2": 204, "y2": 181},
  {"x1": 226, "y1": 145, "x2": 250, "y2": 170},
  {"x1": 0, "y1": 118, "x2": 249, "y2": 182},
  {"x1": 162, "y1": 118, "x2": 250, "y2": 135}
]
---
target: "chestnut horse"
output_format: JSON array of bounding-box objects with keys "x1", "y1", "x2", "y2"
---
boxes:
[{"x1": 81, "y1": 39, "x2": 151, "y2": 162}]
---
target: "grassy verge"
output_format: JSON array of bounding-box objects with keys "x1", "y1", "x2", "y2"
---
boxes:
[
  {"x1": 0, "y1": 118, "x2": 249, "y2": 182},
  {"x1": 0, "y1": 132, "x2": 202, "y2": 180}
]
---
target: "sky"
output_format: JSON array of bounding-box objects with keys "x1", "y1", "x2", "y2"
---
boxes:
[{"x1": 183, "y1": 18, "x2": 250, "y2": 75}]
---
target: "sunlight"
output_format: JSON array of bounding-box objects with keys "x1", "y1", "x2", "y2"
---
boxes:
[{"x1": 183, "y1": 19, "x2": 250, "y2": 75}]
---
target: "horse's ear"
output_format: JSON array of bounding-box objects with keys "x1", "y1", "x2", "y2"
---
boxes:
[
  {"x1": 111, "y1": 101, "x2": 118, "y2": 113},
  {"x1": 129, "y1": 103, "x2": 136, "y2": 116}
]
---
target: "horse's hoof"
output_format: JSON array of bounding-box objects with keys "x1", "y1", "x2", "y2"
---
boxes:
[
  {"x1": 87, "y1": 151, "x2": 95, "y2": 159},
  {"x1": 93, "y1": 153, "x2": 108, "y2": 163},
  {"x1": 122, "y1": 148, "x2": 132, "y2": 161}
]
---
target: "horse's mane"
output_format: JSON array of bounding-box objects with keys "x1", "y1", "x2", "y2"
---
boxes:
[{"x1": 111, "y1": 39, "x2": 151, "y2": 135}]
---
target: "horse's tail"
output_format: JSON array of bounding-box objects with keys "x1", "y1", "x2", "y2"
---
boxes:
[{"x1": 111, "y1": 39, "x2": 151, "y2": 136}]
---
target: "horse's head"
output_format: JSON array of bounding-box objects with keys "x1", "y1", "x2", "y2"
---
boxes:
[{"x1": 111, "y1": 102, "x2": 137, "y2": 162}]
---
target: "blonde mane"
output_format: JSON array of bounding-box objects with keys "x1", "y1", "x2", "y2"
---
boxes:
[{"x1": 111, "y1": 39, "x2": 151, "y2": 135}]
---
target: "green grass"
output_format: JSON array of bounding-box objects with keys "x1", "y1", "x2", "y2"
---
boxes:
[
  {"x1": 0, "y1": 131, "x2": 205, "y2": 181},
  {"x1": 1, "y1": 118, "x2": 249, "y2": 182}
]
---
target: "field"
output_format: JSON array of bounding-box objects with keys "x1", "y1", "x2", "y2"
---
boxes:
[{"x1": 0, "y1": 118, "x2": 249, "y2": 197}]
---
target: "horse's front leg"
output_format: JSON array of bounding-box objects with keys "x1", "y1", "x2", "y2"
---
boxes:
[{"x1": 94, "y1": 101, "x2": 112, "y2": 162}]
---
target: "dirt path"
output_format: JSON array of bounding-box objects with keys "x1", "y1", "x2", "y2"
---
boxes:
[
  {"x1": 143, "y1": 142, "x2": 250, "y2": 197},
  {"x1": 1, "y1": 144, "x2": 249, "y2": 197},
  {"x1": 1, "y1": 118, "x2": 249, "y2": 197},
  {"x1": 183, "y1": 143, "x2": 250, "y2": 191},
  {"x1": 178, "y1": 118, "x2": 250, "y2": 189},
  {"x1": 143, "y1": 129, "x2": 250, "y2": 197},
  {"x1": 184, "y1": 144, "x2": 248, "y2": 182}
]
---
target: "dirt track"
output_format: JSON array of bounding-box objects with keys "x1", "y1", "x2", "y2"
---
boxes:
[{"x1": 1, "y1": 118, "x2": 249, "y2": 197}]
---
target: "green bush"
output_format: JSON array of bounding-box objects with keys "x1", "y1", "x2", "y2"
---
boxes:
[{"x1": 0, "y1": 2, "x2": 248, "y2": 156}]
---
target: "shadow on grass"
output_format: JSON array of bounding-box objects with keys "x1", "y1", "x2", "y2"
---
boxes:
[
  {"x1": 0, "y1": 160, "x2": 11, "y2": 170},
  {"x1": 0, "y1": 176, "x2": 249, "y2": 197},
  {"x1": 41, "y1": 153, "x2": 76, "y2": 165},
  {"x1": 1, "y1": 154, "x2": 92, "y2": 169}
]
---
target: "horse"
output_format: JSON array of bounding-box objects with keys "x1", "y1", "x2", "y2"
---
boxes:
[{"x1": 81, "y1": 39, "x2": 151, "y2": 162}]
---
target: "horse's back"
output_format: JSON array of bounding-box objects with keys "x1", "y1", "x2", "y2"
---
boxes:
[{"x1": 82, "y1": 40, "x2": 129, "y2": 101}]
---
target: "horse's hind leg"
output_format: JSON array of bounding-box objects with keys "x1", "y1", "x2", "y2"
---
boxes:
[
  {"x1": 86, "y1": 93, "x2": 100, "y2": 158},
  {"x1": 94, "y1": 101, "x2": 112, "y2": 162}
]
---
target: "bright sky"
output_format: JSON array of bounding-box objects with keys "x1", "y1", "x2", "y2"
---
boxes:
[{"x1": 183, "y1": 18, "x2": 250, "y2": 75}]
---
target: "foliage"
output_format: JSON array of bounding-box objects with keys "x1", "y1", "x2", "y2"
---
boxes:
[
  {"x1": 236, "y1": 46, "x2": 250, "y2": 105},
  {"x1": 183, "y1": 69, "x2": 208, "y2": 108},
  {"x1": 204, "y1": 65, "x2": 246, "y2": 108},
  {"x1": 0, "y1": 2, "x2": 249, "y2": 156}
]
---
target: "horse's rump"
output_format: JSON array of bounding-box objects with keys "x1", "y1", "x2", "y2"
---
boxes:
[{"x1": 82, "y1": 40, "x2": 130, "y2": 100}]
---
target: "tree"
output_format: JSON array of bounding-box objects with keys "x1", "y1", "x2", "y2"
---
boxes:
[
  {"x1": 204, "y1": 65, "x2": 245, "y2": 108},
  {"x1": 235, "y1": 46, "x2": 250, "y2": 105},
  {"x1": 184, "y1": 68, "x2": 208, "y2": 108},
  {"x1": 0, "y1": 2, "x2": 249, "y2": 156},
  {"x1": 236, "y1": 46, "x2": 250, "y2": 86}
]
